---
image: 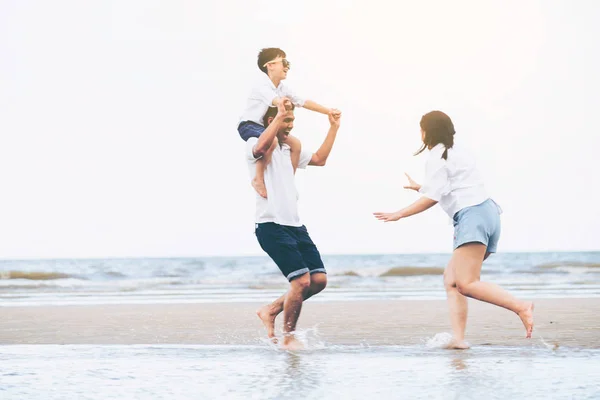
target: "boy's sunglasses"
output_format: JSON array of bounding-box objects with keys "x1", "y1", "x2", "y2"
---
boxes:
[{"x1": 263, "y1": 58, "x2": 291, "y2": 69}]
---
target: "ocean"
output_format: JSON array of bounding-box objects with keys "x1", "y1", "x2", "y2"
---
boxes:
[{"x1": 1, "y1": 252, "x2": 599, "y2": 306}]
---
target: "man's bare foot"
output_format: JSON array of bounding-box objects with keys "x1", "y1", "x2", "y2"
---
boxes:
[
  {"x1": 251, "y1": 178, "x2": 267, "y2": 198},
  {"x1": 445, "y1": 339, "x2": 470, "y2": 350},
  {"x1": 517, "y1": 302, "x2": 535, "y2": 338},
  {"x1": 281, "y1": 335, "x2": 304, "y2": 351},
  {"x1": 256, "y1": 305, "x2": 277, "y2": 343}
]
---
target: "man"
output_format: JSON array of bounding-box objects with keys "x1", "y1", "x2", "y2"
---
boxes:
[{"x1": 247, "y1": 99, "x2": 341, "y2": 350}]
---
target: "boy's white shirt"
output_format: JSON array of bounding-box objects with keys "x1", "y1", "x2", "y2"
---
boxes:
[{"x1": 239, "y1": 74, "x2": 305, "y2": 126}]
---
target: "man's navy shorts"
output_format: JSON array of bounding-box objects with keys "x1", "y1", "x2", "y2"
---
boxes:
[{"x1": 255, "y1": 222, "x2": 326, "y2": 281}]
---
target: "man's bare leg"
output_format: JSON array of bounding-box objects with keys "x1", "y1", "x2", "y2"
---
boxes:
[
  {"x1": 454, "y1": 243, "x2": 535, "y2": 338},
  {"x1": 257, "y1": 273, "x2": 327, "y2": 342},
  {"x1": 280, "y1": 273, "x2": 311, "y2": 350},
  {"x1": 252, "y1": 138, "x2": 278, "y2": 198}
]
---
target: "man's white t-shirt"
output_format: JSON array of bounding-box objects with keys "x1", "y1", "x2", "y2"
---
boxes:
[
  {"x1": 246, "y1": 137, "x2": 312, "y2": 227},
  {"x1": 239, "y1": 74, "x2": 305, "y2": 126}
]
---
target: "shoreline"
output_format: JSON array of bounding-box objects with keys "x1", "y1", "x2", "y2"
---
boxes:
[{"x1": 1, "y1": 298, "x2": 599, "y2": 348}]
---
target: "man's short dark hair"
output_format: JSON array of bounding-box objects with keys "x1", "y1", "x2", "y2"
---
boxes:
[
  {"x1": 263, "y1": 104, "x2": 295, "y2": 126},
  {"x1": 258, "y1": 48, "x2": 286, "y2": 74}
]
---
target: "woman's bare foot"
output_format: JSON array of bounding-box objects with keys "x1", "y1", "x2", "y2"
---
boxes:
[
  {"x1": 281, "y1": 335, "x2": 304, "y2": 351},
  {"x1": 517, "y1": 302, "x2": 535, "y2": 338},
  {"x1": 445, "y1": 339, "x2": 470, "y2": 350},
  {"x1": 256, "y1": 305, "x2": 277, "y2": 343},
  {"x1": 251, "y1": 178, "x2": 267, "y2": 198}
]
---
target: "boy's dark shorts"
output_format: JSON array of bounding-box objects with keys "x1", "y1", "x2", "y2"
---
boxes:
[
  {"x1": 255, "y1": 222, "x2": 326, "y2": 281},
  {"x1": 238, "y1": 121, "x2": 265, "y2": 141}
]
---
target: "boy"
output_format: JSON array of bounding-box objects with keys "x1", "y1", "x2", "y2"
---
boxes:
[{"x1": 238, "y1": 47, "x2": 340, "y2": 197}]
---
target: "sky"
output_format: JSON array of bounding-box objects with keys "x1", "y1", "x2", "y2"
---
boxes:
[{"x1": 0, "y1": 0, "x2": 599, "y2": 258}]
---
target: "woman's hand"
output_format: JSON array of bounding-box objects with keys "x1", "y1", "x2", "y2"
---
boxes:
[
  {"x1": 373, "y1": 210, "x2": 404, "y2": 222},
  {"x1": 403, "y1": 173, "x2": 421, "y2": 192}
]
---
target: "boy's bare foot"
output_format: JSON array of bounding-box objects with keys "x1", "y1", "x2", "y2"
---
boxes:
[
  {"x1": 256, "y1": 305, "x2": 278, "y2": 343},
  {"x1": 281, "y1": 335, "x2": 304, "y2": 351},
  {"x1": 517, "y1": 302, "x2": 535, "y2": 338},
  {"x1": 251, "y1": 178, "x2": 267, "y2": 198},
  {"x1": 445, "y1": 339, "x2": 470, "y2": 350}
]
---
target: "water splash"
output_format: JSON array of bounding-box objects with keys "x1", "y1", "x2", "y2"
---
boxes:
[
  {"x1": 258, "y1": 326, "x2": 328, "y2": 352},
  {"x1": 425, "y1": 332, "x2": 454, "y2": 349},
  {"x1": 539, "y1": 336, "x2": 560, "y2": 351},
  {"x1": 294, "y1": 326, "x2": 328, "y2": 350}
]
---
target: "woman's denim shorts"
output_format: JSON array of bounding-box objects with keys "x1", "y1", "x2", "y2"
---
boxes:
[{"x1": 453, "y1": 199, "x2": 502, "y2": 253}]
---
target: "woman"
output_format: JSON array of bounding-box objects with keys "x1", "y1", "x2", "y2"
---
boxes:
[{"x1": 374, "y1": 111, "x2": 534, "y2": 349}]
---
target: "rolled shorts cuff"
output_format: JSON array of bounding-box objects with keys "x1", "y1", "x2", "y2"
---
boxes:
[
  {"x1": 453, "y1": 235, "x2": 489, "y2": 250},
  {"x1": 287, "y1": 268, "x2": 310, "y2": 281},
  {"x1": 310, "y1": 268, "x2": 327, "y2": 275}
]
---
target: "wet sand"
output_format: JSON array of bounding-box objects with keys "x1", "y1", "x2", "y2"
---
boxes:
[{"x1": 1, "y1": 298, "x2": 599, "y2": 348}]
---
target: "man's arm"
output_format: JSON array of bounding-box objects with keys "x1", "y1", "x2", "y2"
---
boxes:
[
  {"x1": 271, "y1": 97, "x2": 286, "y2": 107},
  {"x1": 309, "y1": 113, "x2": 341, "y2": 167},
  {"x1": 252, "y1": 101, "x2": 288, "y2": 159}
]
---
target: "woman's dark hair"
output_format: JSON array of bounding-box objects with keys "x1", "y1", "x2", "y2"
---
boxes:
[
  {"x1": 257, "y1": 48, "x2": 286, "y2": 74},
  {"x1": 414, "y1": 110, "x2": 455, "y2": 160}
]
